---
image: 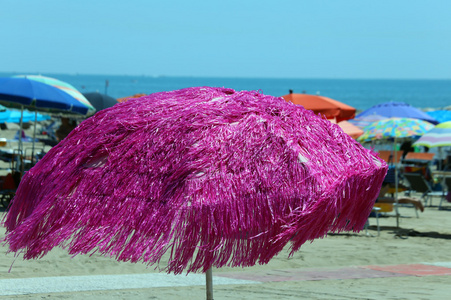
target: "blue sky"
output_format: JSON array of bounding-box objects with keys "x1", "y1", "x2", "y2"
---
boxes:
[{"x1": 1, "y1": 0, "x2": 450, "y2": 79}]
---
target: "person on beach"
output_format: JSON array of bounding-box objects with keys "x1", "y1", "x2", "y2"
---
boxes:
[
  {"x1": 56, "y1": 118, "x2": 77, "y2": 142},
  {"x1": 400, "y1": 140, "x2": 414, "y2": 159}
]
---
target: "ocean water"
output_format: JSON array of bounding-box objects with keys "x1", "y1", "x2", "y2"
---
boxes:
[{"x1": 1, "y1": 72, "x2": 451, "y2": 111}]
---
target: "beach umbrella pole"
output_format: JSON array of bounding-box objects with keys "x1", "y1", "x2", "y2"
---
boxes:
[
  {"x1": 439, "y1": 147, "x2": 443, "y2": 170},
  {"x1": 394, "y1": 138, "x2": 400, "y2": 228},
  {"x1": 31, "y1": 110, "x2": 38, "y2": 165},
  {"x1": 18, "y1": 106, "x2": 24, "y2": 174},
  {"x1": 18, "y1": 106, "x2": 23, "y2": 156},
  {"x1": 206, "y1": 268, "x2": 213, "y2": 300}
]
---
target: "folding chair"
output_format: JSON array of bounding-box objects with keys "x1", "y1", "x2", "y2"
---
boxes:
[
  {"x1": 403, "y1": 152, "x2": 435, "y2": 164},
  {"x1": 365, "y1": 207, "x2": 382, "y2": 237},
  {"x1": 403, "y1": 172, "x2": 443, "y2": 207},
  {"x1": 378, "y1": 150, "x2": 403, "y2": 165}
]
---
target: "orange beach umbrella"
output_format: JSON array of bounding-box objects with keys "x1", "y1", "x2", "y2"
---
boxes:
[
  {"x1": 282, "y1": 93, "x2": 356, "y2": 122},
  {"x1": 330, "y1": 119, "x2": 364, "y2": 139},
  {"x1": 117, "y1": 93, "x2": 147, "y2": 103}
]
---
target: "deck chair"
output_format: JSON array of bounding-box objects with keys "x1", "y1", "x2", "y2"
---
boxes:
[
  {"x1": 39, "y1": 120, "x2": 57, "y2": 140},
  {"x1": 365, "y1": 206, "x2": 381, "y2": 237},
  {"x1": 403, "y1": 152, "x2": 435, "y2": 164},
  {"x1": 378, "y1": 150, "x2": 403, "y2": 165},
  {"x1": 403, "y1": 172, "x2": 443, "y2": 207}
]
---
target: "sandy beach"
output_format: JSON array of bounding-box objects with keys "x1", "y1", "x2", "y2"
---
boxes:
[
  {"x1": 1, "y1": 203, "x2": 450, "y2": 299},
  {"x1": 0, "y1": 125, "x2": 450, "y2": 299}
]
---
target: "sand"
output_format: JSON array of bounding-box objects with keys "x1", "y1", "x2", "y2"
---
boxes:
[
  {"x1": 1, "y1": 205, "x2": 450, "y2": 299},
  {"x1": 0, "y1": 124, "x2": 450, "y2": 299}
]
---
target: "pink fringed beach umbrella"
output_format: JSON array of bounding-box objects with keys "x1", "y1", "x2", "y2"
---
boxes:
[{"x1": 3, "y1": 87, "x2": 387, "y2": 299}]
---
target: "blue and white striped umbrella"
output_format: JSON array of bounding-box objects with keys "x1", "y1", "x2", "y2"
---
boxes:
[{"x1": 414, "y1": 121, "x2": 451, "y2": 148}]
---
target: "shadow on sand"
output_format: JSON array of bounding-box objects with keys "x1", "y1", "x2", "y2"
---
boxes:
[{"x1": 329, "y1": 226, "x2": 451, "y2": 240}]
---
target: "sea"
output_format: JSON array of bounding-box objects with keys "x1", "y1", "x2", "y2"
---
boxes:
[{"x1": 1, "y1": 72, "x2": 451, "y2": 111}]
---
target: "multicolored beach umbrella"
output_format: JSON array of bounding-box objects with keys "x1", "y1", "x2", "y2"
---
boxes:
[
  {"x1": 13, "y1": 75, "x2": 96, "y2": 116},
  {"x1": 358, "y1": 117, "x2": 434, "y2": 142},
  {"x1": 2, "y1": 87, "x2": 387, "y2": 299},
  {"x1": 357, "y1": 117, "x2": 433, "y2": 228},
  {"x1": 0, "y1": 76, "x2": 93, "y2": 116},
  {"x1": 413, "y1": 121, "x2": 451, "y2": 148}
]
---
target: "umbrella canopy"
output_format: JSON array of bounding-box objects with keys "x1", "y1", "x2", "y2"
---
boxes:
[
  {"x1": 0, "y1": 77, "x2": 92, "y2": 116},
  {"x1": 334, "y1": 120, "x2": 364, "y2": 139},
  {"x1": 117, "y1": 93, "x2": 147, "y2": 103},
  {"x1": 358, "y1": 117, "x2": 434, "y2": 142},
  {"x1": 348, "y1": 114, "x2": 388, "y2": 129},
  {"x1": 355, "y1": 101, "x2": 438, "y2": 124},
  {"x1": 3, "y1": 87, "x2": 387, "y2": 275},
  {"x1": 426, "y1": 110, "x2": 451, "y2": 124},
  {"x1": 413, "y1": 121, "x2": 451, "y2": 148},
  {"x1": 281, "y1": 93, "x2": 356, "y2": 122},
  {"x1": 82, "y1": 92, "x2": 118, "y2": 111},
  {"x1": 357, "y1": 117, "x2": 433, "y2": 228},
  {"x1": 0, "y1": 109, "x2": 50, "y2": 123},
  {"x1": 14, "y1": 75, "x2": 96, "y2": 115}
]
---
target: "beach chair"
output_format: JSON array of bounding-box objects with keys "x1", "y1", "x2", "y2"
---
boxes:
[
  {"x1": 11, "y1": 130, "x2": 39, "y2": 143},
  {"x1": 365, "y1": 201, "x2": 410, "y2": 236},
  {"x1": 403, "y1": 152, "x2": 435, "y2": 162},
  {"x1": 39, "y1": 120, "x2": 58, "y2": 141},
  {"x1": 378, "y1": 150, "x2": 403, "y2": 165},
  {"x1": 403, "y1": 172, "x2": 443, "y2": 207},
  {"x1": 402, "y1": 152, "x2": 435, "y2": 167},
  {"x1": 364, "y1": 206, "x2": 381, "y2": 237}
]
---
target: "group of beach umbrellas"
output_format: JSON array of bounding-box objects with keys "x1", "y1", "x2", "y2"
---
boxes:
[
  {"x1": 2, "y1": 86, "x2": 389, "y2": 299},
  {"x1": 281, "y1": 92, "x2": 448, "y2": 146},
  {"x1": 283, "y1": 91, "x2": 451, "y2": 149},
  {"x1": 0, "y1": 81, "x2": 448, "y2": 298},
  {"x1": 2, "y1": 84, "x2": 449, "y2": 299},
  {"x1": 0, "y1": 75, "x2": 119, "y2": 138},
  {"x1": 0, "y1": 75, "x2": 119, "y2": 118},
  {"x1": 349, "y1": 101, "x2": 451, "y2": 150},
  {"x1": 282, "y1": 92, "x2": 451, "y2": 229},
  {"x1": 0, "y1": 74, "x2": 119, "y2": 177}
]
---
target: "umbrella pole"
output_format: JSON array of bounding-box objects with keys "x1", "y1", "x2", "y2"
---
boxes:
[
  {"x1": 394, "y1": 138, "x2": 400, "y2": 228},
  {"x1": 18, "y1": 106, "x2": 23, "y2": 156},
  {"x1": 31, "y1": 110, "x2": 37, "y2": 166},
  {"x1": 439, "y1": 147, "x2": 443, "y2": 170},
  {"x1": 206, "y1": 268, "x2": 213, "y2": 300},
  {"x1": 19, "y1": 106, "x2": 24, "y2": 174}
]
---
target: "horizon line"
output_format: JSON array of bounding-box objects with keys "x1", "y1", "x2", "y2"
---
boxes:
[{"x1": 1, "y1": 71, "x2": 450, "y2": 81}]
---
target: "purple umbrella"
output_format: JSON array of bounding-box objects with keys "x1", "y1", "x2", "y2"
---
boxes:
[
  {"x1": 355, "y1": 101, "x2": 438, "y2": 124},
  {"x1": 2, "y1": 87, "x2": 387, "y2": 299}
]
